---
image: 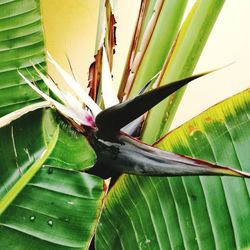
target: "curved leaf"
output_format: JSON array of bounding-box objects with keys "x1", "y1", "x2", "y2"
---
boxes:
[
  {"x1": 43, "y1": 111, "x2": 96, "y2": 171},
  {"x1": 0, "y1": 109, "x2": 96, "y2": 198},
  {"x1": 0, "y1": 117, "x2": 59, "y2": 214},
  {"x1": 0, "y1": 109, "x2": 104, "y2": 249},
  {"x1": 96, "y1": 89, "x2": 250, "y2": 250},
  {"x1": 0, "y1": 110, "x2": 46, "y2": 199}
]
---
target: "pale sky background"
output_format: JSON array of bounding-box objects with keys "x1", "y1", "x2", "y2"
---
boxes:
[{"x1": 41, "y1": 0, "x2": 250, "y2": 130}]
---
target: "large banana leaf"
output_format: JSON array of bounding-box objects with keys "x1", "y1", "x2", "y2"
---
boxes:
[
  {"x1": 96, "y1": 89, "x2": 250, "y2": 249},
  {"x1": 0, "y1": 0, "x2": 47, "y2": 116},
  {"x1": 0, "y1": 1, "x2": 105, "y2": 249},
  {"x1": 0, "y1": 109, "x2": 96, "y2": 197},
  {"x1": 0, "y1": 167, "x2": 107, "y2": 250}
]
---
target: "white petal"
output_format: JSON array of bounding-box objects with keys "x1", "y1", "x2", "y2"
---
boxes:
[
  {"x1": 32, "y1": 64, "x2": 67, "y2": 104},
  {"x1": 47, "y1": 52, "x2": 102, "y2": 117},
  {"x1": 18, "y1": 71, "x2": 94, "y2": 127},
  {"x1": 19, "y1": 71, "x2": 55, "y2": 104},
  {"x1": 0, "y1": 101, "x2": 50, "y2": 128},
  {"x1": 102, "y1": 48, "x2": 119, "y2": 108},
  {"x1": 62, "y1": 92, "x2": 94, "y2": 125},
  {"x1": 32, "y1": 64, "x2": 86, "y2": 117}
]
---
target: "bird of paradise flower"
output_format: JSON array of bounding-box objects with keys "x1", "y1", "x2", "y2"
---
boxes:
[{"x1": 0, "y1": 49, "x2": 249, "y2": 180}]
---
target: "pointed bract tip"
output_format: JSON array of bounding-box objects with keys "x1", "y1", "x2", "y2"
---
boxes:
[{"x1": 224, "y1": 167, "x2": 250, "y2": 178}]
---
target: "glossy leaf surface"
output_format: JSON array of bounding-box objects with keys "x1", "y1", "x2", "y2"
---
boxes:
[
  {"x1": 0, "y1": 0, "x2": 46, "y2": 116},
  {"x1": 0, "y1": 109, "x2": 104, "y2": 250},
  {"x1": 0, "y1": 165, "x2": 106, "y2": 250}
]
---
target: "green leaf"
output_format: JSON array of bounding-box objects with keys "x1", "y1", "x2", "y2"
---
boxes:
[
  {"x1": 0, "y1": 110, "x2": 45, "y2": 200},
  {"x1": 0, "y1": 113, "x2": 59, "y2": 214},
  {"x1": 0, "y1": 167, "x2": 107, "y2": 250},
  {"x1": 0, "y1": 1, "x2": 103, "y2": 248},
  {"x1": 142, "y1": 0, "x2": 225, "y2": 143},
  {"x1": 0, "y1": 0, "x2": 47, "y2": 117},
  {"x1": 0, "y1": 109, "x2": 104, "y2": 249},
  {"x1": 43, "y1": 111, "x2": 96, "y2": 171},
  {"x1": 96, "y1": 89, "x2": 250, "y2": 250}
]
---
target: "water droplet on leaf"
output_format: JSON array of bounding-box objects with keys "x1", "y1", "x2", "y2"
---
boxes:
[
  {"x1": 64, "y1": 217, "x2": 70, "y2": 223},
  {"x1": 47, "y1": 220, "x2": 53, "y2": 227},
  {"x1": 29, "y1": 216, "x2": 36, "y2": 222}
]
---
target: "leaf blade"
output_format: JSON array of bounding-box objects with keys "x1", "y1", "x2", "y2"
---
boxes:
[
  {"x1": 0, "y1": 0, "x2": 46, "y2": 117},
  {"x1": 142, "y1": 0, "x2": 225, "y2": 143},
  {"x1": 0, "y1": 126, "x2": 59, "y2": 215}
]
